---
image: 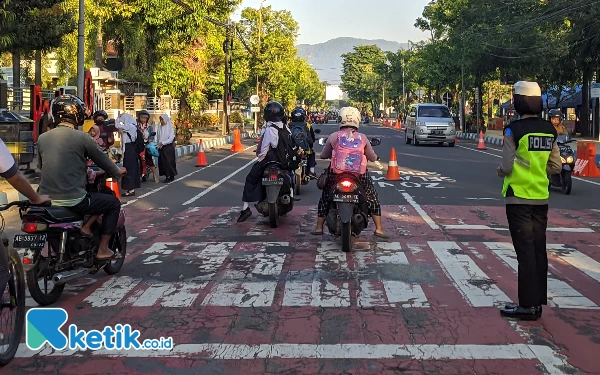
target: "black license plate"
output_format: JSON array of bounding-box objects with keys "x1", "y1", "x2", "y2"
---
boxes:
[
  {"x1": 13, "y1": 234, "x2": 47, "y2": 249},
  {"x1": 431, "y1": 130, "x2": 444, "y2": 135},
  {"x1": 262, "y1": 177, "x2": 284, "y2": 185},
  {"x1": 333, "y1": 193, "x2": 359, "y2": 203}
]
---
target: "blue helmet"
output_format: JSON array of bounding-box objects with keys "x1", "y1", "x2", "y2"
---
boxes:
[{"x1": 146, "y1": 142, "x2": 159, "y2": 157}]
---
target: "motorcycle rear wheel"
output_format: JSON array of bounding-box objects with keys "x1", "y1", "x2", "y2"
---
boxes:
[
  {"x1": 269, "y1": 203, "x2": 279, "y2": 228},
  {"x1": 104, "y1": 227, "x2": 127, "y2": 275},
  {"x1": 26, "y1": 254, "x2": 65, "y2": 306},
  {"x1": 341, "y1": 221, "x2": 352, "y2": 253}
]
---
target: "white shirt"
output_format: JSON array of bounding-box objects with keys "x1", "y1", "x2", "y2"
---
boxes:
[
  {"x1": 0, "y1": 138, "x2": 17, "y2": 178},
  {"x1": 156, "y1": 123, "x2": 175, "y2": 145},
  {"x1": 258, "y1": 122, "x2": 289, "y2": 161}
]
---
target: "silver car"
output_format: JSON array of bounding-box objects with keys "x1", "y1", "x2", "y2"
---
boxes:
[{"x1": 405, "y1": 104, "x2": 456, "y2": 147}]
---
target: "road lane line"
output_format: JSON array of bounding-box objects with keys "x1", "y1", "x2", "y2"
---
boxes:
[
  {"x1": 428, "y1": 241, "x2": 512, "y2": 308},
  {"x1": 400, "y1": 191, "x2": 440, "y2": 230},
  {"x1": 443, "y1": 224, "x2": 594, "y2": 232},
  {"x1": 182, "y1": 157, "x2": 257, "y2": 205},
  {"x1": 485, "y1": 242, "x2": 598, "y2": 309},
  {"x1": 457, "y1": 144, "x2": 600, "y2": 187},
  {"x1": 547, "y1": 244, "x2": 600, "y2": 284},
  {"x1": 123, "y1": 145, "x2": 257, "y2": 207}
]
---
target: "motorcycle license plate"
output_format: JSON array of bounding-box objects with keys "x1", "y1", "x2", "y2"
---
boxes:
[
  {"x1": 262, "y1": 177, "x2": 284, "y2": 185},
  {"x1": 13, "y1": 234, "x2": 47, "y2": 249},
  {"x1": 333, "y1": 193, "x2": 359, "y2": 203}
]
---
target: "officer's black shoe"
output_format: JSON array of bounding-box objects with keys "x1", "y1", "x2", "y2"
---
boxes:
[
  {"x1": 504, "y1": 303, "x2": 542, "y2": 318},
  {"x1": 500, "y1": 305, "x2": 538, "y2": 321},
  {"x1": 237, "y1": 208, "x2": 252, "y2": 223}
]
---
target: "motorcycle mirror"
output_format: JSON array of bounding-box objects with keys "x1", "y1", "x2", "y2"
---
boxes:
[
  {"x1": 314, "y1": 129, "x2": 322, "y2": 134},
  {"x1": 318, "y1": 138, "x2": 326, "y2": 146},
  {"x1": 370, "y1": 138, "x2": 381, "y2": 147}
]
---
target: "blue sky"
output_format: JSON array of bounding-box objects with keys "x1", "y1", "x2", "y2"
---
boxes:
[{"x1": 233, "y1": 0, "x2": 430, "y2": 45}]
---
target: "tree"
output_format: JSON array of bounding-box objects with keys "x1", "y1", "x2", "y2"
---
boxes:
[{"x1": 340, "y1": 45, "x2": 387, "y2": 115}]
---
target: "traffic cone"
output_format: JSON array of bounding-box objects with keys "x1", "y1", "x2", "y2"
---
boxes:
[
  {"x1": 386, "y1": 147, "x2": 401, "y2": 181},
  {"x1": 195, "y1": 140, "x2": 208, "y2": 167},
  {"x1": 230, "y1": 129, "x2": 244, "y2": 152},
  {"x1": 105, "y1": 178, "x2": 121, "y2": 200},
  {"x1": 477, "y1": 131, "x2": 486, "y2": 150},
  {"x1": 395, "y1": 119, "x2": 401, "y2": 129}
]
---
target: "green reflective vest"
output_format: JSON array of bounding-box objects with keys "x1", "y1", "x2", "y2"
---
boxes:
[{"x1": 502, "y1": 128, "x2": 555, "y2": 200}]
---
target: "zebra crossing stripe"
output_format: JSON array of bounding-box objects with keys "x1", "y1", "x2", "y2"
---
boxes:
[
  {"x1": 547, "y1": 244, "x2": 600, "y2": 284},
  {"x1": 484, "y1": 243, "x2": 599, "y2": 309}
]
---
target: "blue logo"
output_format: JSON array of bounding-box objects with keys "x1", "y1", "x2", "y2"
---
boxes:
[{"x1": 26, "y1": 308, "x2": 173, "y2": 351}]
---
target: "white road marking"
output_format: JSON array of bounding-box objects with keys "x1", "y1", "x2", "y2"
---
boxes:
[
  {"x1": 401, "y1": 192, "x2": 439, "y2": 230},
  {"x1": 127, "y1": 282, "x2": 203, "y2": 308},
  {"x1": 201, "y1": 242, "x2": 287, "y2": 307},
  {"x1": 443, "y1": 224, "x2": 593, "y2": 233},
  {"x1": 283, "y1": 242, "x2": 350, "y2": 307},
  {"x1": 457, "y1": 144, "x2": 600, "y2": 187},
  {"x1": 547, "y1": 244, "x2": 600, "y2": 284},
  {"x1": 83, "y1": 276, "x2": 141, "y2": 307},
  {"x1": 123, "y1": 145, "x2": 257, "y2": 207},
  {"x1": 355, "y1": 242, "x2": 429, "y2": 308},
  {"x1": 14, "y1": 343, "x2": 574, "y2": 373},
  {"x1": 484, "y1": 243, "x2": 598, "y2": 309},
  {"x1": 183, "y1": 158, "x2": 258, "y2": 205},
  {"x1": 141, "y1": 242, "x2": 181, "y2": 265},
  {"x1": 126, "y1": 236, "x2": 137, "y2": 243},
  {"x1": 429, "y1": 241, "x2": 512, "y2": 307}
]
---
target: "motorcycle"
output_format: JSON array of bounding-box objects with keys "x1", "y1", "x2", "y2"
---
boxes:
[
  {"x1": 294, "y1": 129, "x2": 321, "y2": 196},
  {"x1": 549, "y1": 134, "x2": 576, "y2": 195},
  {"x1": 19, "y1": 155, "x2": 127, "y2": 306},
  {"x1": 140, "y1": 132, "x2": 157, "y2": 182},
  {"x1": 318, "y1": 137, "x2": 382, "y2": 252},
  {"x1": 255, "y1": 162, "x2": 295, "y2": 228}
]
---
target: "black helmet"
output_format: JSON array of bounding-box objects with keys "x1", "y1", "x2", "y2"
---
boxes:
[
  {"x1": 263, "y1": 101, "x2": 286, "y2": 123},
  {"x1": 291, "y1": 107, "x2": 307, "y2": 122},
  {"x1": 137, "y1": 110, "x2": 150, "y2": 120},
  {"x1": 549, "y1": 109, "x2": 563, "y2": 119},
  {"x1": 52, "y1": 95, "x2": 87, "y2": 127},
  {"x1": 93, "y1": 110, "x2": 108, "y2": 123}
]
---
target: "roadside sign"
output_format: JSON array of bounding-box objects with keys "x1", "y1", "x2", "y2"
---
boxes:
[
  {"x1": 592, "y1": 83, "x2": 600, "y2": 98},
  {"x1": 250, "y1": 95, "x2": 260, "y2": 105},
  {"x1": 251, "y1": 106, "x2": 260, "y2": 112}
]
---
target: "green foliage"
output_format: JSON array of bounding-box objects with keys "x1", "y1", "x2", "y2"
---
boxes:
[
  {"x1": 340, "y1": 45, "x2": 387, "y2": 114},
  {"x1": 230, "y1": 111, "x2": 244, "y2": 124},
  {"x1": 193, "y1": 113, "x2": 220, "y2": 129}
]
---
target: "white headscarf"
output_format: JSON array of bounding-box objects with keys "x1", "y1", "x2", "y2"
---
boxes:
[
  {"x1": 116, "y1": 113, "x2": 138, "y2": 153},
  {"x1": 157, "y1": 114, "x2": 175, "y2": 145}
]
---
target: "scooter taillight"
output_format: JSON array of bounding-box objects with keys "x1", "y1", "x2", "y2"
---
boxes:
[
  {"x1": 22, "y1": 222, "x2": 48, "y2": 233},
  {"x1": 337, "y1": 179, "x2": 357, "y2": 193}
]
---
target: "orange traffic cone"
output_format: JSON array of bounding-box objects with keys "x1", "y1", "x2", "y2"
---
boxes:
[
  {"x1": 105, "y1": 178, "x2": 121, "y2": 200},
  {"x1": 386, "y1": 147, "x2": 401, "y2": 181},
  {"x1": 195, "y1": 140, "x2": 208, "y2": 167},
  {"x1": 395, "y1": 119, "x2": 401, "y2": 129},
  {"x1": 477, "y1": 131, "x2": 486, "y2": 150},
  {"x1": 230, "y1": 129, "x2": 244, "y2": 152}
]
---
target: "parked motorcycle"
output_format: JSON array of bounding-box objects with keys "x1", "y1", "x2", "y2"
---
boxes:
[
  {"x1": 549, "y1": 134, "x2": 576, "y2": 195},
  {"x1": 319, "y1": 137, "x2": 382, "y2": 252},
  {"x1": 255, "y1": 162, "x2": 295, "y2": 228},
  {"x1": 20, "y1": 161, "x2": 127, "y2": 306}
]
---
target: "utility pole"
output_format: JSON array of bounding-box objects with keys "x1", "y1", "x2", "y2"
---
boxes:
[
  {"x1": 76, "y1": 0, "x2": 85, "y2": 98},
  {"x1": 222, "y1": 21, "x2": 233, "y2": 136},
  {"x1": 255, "y1": 1, "x2": 264, "y2": 133},
  {"x1": 402, "y1": 56, "x2": 405, "y2": 114}
]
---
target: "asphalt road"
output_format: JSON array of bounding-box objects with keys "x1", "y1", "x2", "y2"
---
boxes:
[{"x1": 3, "y1": 121, "x2": 600, "y2": 374}]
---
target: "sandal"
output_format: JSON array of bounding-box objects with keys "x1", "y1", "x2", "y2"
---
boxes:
[
  {"x1": 123, "y1": 190, "x2": 135, "y2": 197},
  {"x1": 311, "y1": 230, "x2": 324, "y2": 235},
  {"x1": 374, "y1": 231, "x2": 389, "y2": 239},
  {"x1": 96, "y1": 251, "x2": 123, "y2": 261}
]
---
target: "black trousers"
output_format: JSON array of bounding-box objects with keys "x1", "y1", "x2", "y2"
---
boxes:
[
  {"x1": 70, "y1": 193, "x2": 121, "y2": 236},
  {"x1": 307, "y1": 152, "x2": 316, "y2": 169},
  {"x1": 506, "y1": 204, "x2": 549, "y2": 308}
]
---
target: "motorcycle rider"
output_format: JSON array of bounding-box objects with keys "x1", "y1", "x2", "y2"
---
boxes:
[
  {"x1": 137, "y1": 110, "x2": 159, "y2": 183},
  {"x1": 37, "y1": 95, "x2": 126, "y2": 261},
  {"x1": 290, "y1": 107, "x2": 317, "y2": 179},
  {"x1": 237, "y1": 101, "x2": 301, "y2": 223},
  {"x1": 549, "y1": 109, "x2": 568, "y2": 136},
  {"x1": 312, "y1": 107, "x2": 387, "y2": 238}
]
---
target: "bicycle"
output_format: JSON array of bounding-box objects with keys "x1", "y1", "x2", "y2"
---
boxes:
[{"x1": 0, "y1": 200, "x2": 40, "y2": 365}]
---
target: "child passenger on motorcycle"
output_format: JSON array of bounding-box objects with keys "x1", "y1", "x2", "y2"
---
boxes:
[{"x1": 311, "y1": 107, "x2": 388, "y2": 239}]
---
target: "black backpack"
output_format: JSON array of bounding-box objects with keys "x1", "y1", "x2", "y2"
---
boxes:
[
  {"x1": 289, "y1": 122, "x2": 311, "y2": 150},
  {"x1": 127, "y1": 128, "x2": 146, "y2": 154}
]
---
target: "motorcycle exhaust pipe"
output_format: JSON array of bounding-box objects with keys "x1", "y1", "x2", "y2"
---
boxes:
[
  {"x1": 52, "y1": 268, "x2": 90, "y2": 286},
  {"x1": 279, "y1": 195, "x2": 291, "y2": 205}
]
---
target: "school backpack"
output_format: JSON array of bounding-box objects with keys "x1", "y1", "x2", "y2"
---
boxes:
[
  {"x1": 127, "y1": 128, "x2": 146, "y2": 154},
  {"x1": 331, "y1": 130, "x2": 367, "y2": 175},
  {"x1": 289, "y1": 122, "x2": 311, "y2": 150}
]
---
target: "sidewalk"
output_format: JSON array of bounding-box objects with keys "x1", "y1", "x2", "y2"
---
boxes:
[{"x1": 0, "y1": 130, "x2": 257, "y2": 203}]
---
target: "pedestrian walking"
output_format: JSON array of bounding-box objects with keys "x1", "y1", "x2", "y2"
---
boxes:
[
  {"x1": 157, "y1": 114, "x2": 177, "y2": 183},
  {"x1": 497, "y1": 81, "x2": 562, "y2": 321},
  {"x1": 116, "y1": 113, "x2": 141, "y2": 196}
]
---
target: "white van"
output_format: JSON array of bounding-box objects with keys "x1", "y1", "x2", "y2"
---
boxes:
[{"x1": 405, "y1": 103, "x2": 456, "y2": 147}]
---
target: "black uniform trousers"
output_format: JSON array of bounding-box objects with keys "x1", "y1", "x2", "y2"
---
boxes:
[{"x1": 506, "y1": 204, "x2": 549, "y2": 308}]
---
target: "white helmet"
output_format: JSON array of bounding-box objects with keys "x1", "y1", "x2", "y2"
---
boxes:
[{"x1": 338, "y1": 107, "x2": 361, "y2": 129}]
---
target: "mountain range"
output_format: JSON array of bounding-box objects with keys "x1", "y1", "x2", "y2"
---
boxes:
[{"x1": 297, "y1": 37, "x2": 407, "y2": 84}]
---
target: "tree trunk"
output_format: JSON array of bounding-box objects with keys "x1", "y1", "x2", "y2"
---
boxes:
[
  {"x1": 581, "y1": 71, "x2": 590, "y2": 137},
  {"x1": 35, "y1": 50, "x2": 42, "y2": 86},
  {"x1": 487, "y1": 84, "x2": 493, "y2": 119},
  {"x1": 95, "y1": 20, "x2": 103, "y2": 68},
  {"x1": 11, "y1": 51, "x2": 20, "y2": 88}
]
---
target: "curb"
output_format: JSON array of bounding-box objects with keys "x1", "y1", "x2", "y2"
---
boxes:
[
  {"x1": 456, "y1": 132, "x2": 503, "y2": 146},
  {"x1": 0, "y1": 132, "x2": 257, "y2": 204}
]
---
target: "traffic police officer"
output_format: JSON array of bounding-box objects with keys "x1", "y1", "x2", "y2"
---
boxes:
[{"x1": 497, "y1": 81, "x2": 562, "y2": 321}]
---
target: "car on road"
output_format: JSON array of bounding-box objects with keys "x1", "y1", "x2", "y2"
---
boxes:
[{"x1": 405, "y1": 103, "x2": 456, "y2": 147}]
